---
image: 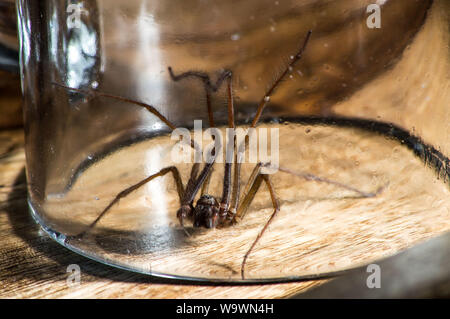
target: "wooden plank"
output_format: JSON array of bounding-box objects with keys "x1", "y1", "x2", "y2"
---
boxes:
[
  {"x1": 294, "y1": 232, "x2": 450, "y2": 298},
  {"x1": 0, "y1": 129, "x2": 324, "y2": 298}
]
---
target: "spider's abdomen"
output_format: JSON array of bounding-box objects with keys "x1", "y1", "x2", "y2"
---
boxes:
[{"x1": 193, "y1": 195, "x2": 220, "y2": 228}]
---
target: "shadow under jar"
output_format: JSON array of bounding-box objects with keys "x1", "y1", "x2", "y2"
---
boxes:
[{"x1": 17, "y1": 0, "x2": 450, "y2": 282}]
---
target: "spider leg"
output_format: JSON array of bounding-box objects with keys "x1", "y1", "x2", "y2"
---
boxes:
[
  {"x1": 234, "y1": 163, "x2": 263, "y2": 222},
  {"x1": 230, "y1": 30, "x2": 312, "y2": 214},
  {"x1": 235, "y1": 161, "x2": 386, "y2": 279},
  {"x1": 233, "y1": 163, "x2": 279, "y2": 279},
  {"x1": 200, "y1": 165, "x2": 214, "y2": 196},
  {"x1": 53, "y1": 82, "x2": 207, "y2": 160},
  {"x1": 272, "y1": 164, "x2": 387, "y2": 197},
  {"x1": 68, "y1": 166, "x2": 184, "y2": 240},
  {"x1": 168, "y1": 67, "x2": 232, "y2": 93},
  {"x1": 168, "y1": 66, "x2": 232, "y2": 128},
  {"x1": 250, "y1": 30, "x2": 311, "y2": 128},
  {"x1": 52, "y1": 82, "x2": 178, "y2": 130},
  {"x1": 219, "y1": 75, "x2": 236, "y2": 216}
]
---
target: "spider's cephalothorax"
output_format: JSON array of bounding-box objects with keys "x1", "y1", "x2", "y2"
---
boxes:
[
  {"x1": 177, "y1": 194, "x2": 233, "y2": 229},
  {"x1": 192, "y1": 194, "x2": 221, "y2": 228}
]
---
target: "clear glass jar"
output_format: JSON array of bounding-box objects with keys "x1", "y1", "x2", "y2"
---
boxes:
[{"x1": 17, "y1": 0, "x2": 450, "y2": 282}]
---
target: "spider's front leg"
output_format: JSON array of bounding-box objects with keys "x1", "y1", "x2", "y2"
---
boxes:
[
  {"x1": 231, "y1": 163, "x2": 280, "y2": 279},
  {"x1": 67, "y1": 166, "x2": 185, "y2": 241}
]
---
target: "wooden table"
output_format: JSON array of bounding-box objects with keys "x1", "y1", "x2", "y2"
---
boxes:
[
  {"x1": 3, "y1": 128, "x2": 450, "y2": 299},
  {"x1": 0, "y1": 129, "x2": 326, "y2": 298},
  {"x1": 1, "y1": 124, "x2": 449, "y2": 298}
]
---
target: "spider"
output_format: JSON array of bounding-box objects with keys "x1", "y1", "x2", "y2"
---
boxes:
[{"x1": 54, "y1": 31, "x2": 383, "y2": 279}]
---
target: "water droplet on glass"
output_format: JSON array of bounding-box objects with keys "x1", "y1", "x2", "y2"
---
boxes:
[
  {"x1": 270, "y1": 117, "x2": 281, "y2": 124},
  {"x1": 91, "y1": 81, "x2": 99, "y2": 89},
  {"x1": 231, "y1": 33, "x2": 240, "y2": 41}
]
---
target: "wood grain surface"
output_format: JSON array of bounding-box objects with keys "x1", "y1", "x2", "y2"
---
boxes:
[
  {"x1": 1, "y1": 122, "x2": 450, "y2": 298},
  {"x1": 37, "y1": 122, "x2": 450, "y2": 282},
  {"x1": 296, "y1": 231, "x2": 450, "y2": 298},
  {"x1": 0, "y1": 129, "x2": 326, "y2": 298}
]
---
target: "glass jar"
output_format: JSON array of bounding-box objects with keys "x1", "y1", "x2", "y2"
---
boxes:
[{"x1": 17, "y1": 0, "x2": 450, "y2": 282}]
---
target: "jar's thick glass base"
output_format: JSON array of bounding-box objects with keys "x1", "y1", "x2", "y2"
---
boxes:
[{"x1": 28, "y1": 118, "x2": 450, "y2": 283}]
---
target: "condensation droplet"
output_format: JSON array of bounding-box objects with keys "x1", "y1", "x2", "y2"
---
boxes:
[{"x1": 231, "y1": 33, "x2": 240, "y2": 41}]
